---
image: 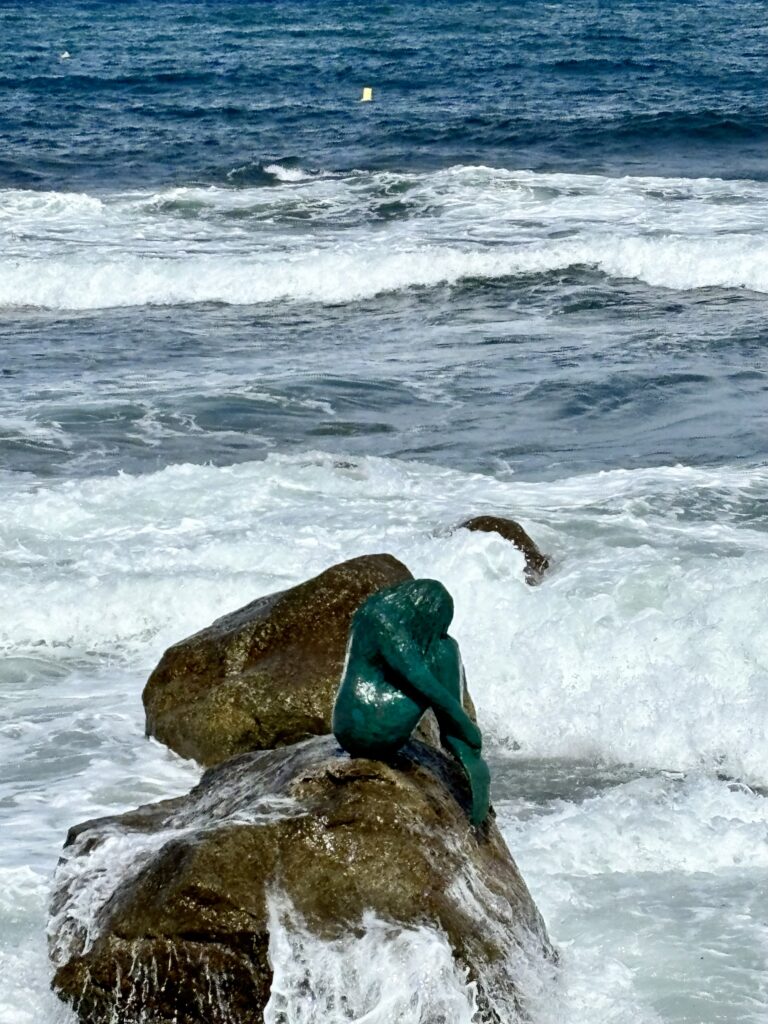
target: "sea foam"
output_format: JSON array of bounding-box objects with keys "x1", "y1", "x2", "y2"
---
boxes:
[
  {"x1": 2, "y1": 167, "x2": 768, "y2": 309},
  {"x1": 1, "y1": 453, "x2": 766, "y2": 783},
  {"x1": 2, "y1": 452, "x2": 766, "y2": 1023}
]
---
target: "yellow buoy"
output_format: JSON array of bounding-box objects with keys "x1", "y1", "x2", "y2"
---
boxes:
[{"x1": 360, "y1": 86, "x2": 373, "y2": 102}]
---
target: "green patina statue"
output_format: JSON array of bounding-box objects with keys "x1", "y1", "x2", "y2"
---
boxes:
[{"x1": 332, "y1": 578, "x2": 490, "y2": 826}]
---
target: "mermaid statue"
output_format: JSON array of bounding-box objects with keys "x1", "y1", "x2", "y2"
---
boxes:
[{"x1": 332, "y1": 578, "x2": 490, "y2": 826}]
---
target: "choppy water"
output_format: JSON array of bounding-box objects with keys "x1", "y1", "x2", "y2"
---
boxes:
[{"x1": 1, "y1": 2, "x2": 767, "y2": 1022}]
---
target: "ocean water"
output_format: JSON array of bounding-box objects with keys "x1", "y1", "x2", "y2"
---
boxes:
[{"x1": 1, "y1": 1, "x2": 767, "y2": 1022}]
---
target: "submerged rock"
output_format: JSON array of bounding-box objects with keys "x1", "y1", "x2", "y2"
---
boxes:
[
  {"x1": 143, "y1": 554, "x2": 412, "y2": 765},
  {"x1": 460, "y1": 516, "x2": 550, "y2": 585},
  {"x1": 50, "y1": 736, "x2": 554, "y2": 1024}
]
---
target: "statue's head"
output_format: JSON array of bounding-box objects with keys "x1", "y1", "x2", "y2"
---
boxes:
[{"x1": 365, "y1": 578, "x2": 454, "y2": 649}]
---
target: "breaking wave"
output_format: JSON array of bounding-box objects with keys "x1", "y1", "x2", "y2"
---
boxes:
[
  {"x1": 1, "y1": 236, "x2": 768, "y2": 311},
  {"x1": 2, "y1": 166, "x2": 768, "y2": 309},
  {"x1": 2, "y1": 452, "x2": 766, "y2": 785}
]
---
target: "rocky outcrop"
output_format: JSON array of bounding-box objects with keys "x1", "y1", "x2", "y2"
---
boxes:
[
  {"x1": 50, "y1": 736, "x2": 554, "y2": 1024},
  {"x1": 460, "y1": 516, "x2": 550, "y2": 585},
  {"x1": 143, "y1": 554, "x2": 413, "y2": 765}
]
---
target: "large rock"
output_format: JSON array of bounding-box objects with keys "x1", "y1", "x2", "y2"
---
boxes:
[
  {"x1": 460, "y1": 516, "x2": 550, "y2": 585},
  {"x1": 143, "y1": 554, "x2": 412, "y2": 765},
  {"x1": 50, "y1": 736, "x2": 554, "y2": 1024}
]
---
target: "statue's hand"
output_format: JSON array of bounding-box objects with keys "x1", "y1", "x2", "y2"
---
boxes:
[
  {"x1": 375, "y1": 611, "x2": 483, "y2": 751},
  {"x1": 443, "y1": 708, "x2": 482, "y2": 750}
]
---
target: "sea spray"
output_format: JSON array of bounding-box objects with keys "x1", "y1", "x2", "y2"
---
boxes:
[{"x1": 264, "y1": 894, "x2": 479, "y2": 1024}]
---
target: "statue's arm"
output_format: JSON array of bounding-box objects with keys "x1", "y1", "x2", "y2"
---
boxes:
[{"x1": 374, "y1": 616, "x2": 482, "y2": 749}]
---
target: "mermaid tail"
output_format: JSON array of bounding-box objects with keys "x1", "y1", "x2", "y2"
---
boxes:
[{"x1": 442, "y1": 733, "x2": 490, "y2": 826}]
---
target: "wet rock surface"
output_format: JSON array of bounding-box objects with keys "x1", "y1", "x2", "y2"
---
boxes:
[
  {"x1": 50, "y1": 736, "x2": 554, "y2": 1024},
  {"x1": 143, "y1": 554, "x2": 413, "y2": 765},
  {"x1": 460, "y1": 516, "x2": 550, "y2": 585}
]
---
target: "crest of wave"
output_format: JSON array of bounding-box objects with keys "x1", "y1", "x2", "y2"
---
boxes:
[{"x1": 2, "y1": 234, "x2": 768, "y2": 310}]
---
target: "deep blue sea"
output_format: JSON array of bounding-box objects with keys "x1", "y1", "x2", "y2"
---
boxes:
[{"x1": 1, "y1": 3, "x2": 767, "y2": 1022}]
